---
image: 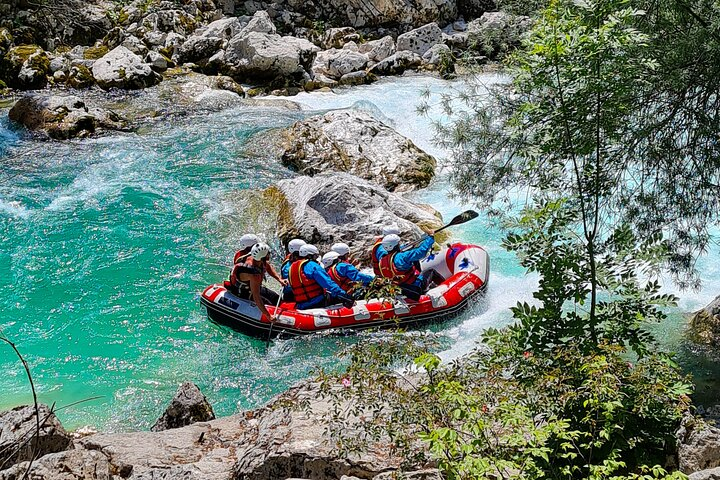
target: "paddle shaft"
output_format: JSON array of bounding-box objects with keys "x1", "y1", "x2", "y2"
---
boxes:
[{"x1": 402, "y1": 210, "x2": 479, "y2": 251}]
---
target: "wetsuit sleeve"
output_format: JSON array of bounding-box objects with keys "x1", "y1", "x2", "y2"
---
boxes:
[
  {"x1": 307, "y1": 262, "x2": 348, "y2": 297},
  {"x1": 394, "y1": 236, "x2": 435, "y2": 270},
  {"x1": 339, "y1": 263, "x2": 374, "y2": 286},
  {"x1": 281, "y1": 262, "x2": 290, "y2": 279}
]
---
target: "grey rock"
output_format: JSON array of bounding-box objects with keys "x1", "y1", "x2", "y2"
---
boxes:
[
  {"x1": 368, "y1": 50, "x2": 422, "y2": 76},
  {"x1": 8, "y1": 95, "x2": 126, "y2": 140},
  {"x1": 164, "y1": 31, "x2": 187, "y2": 57},
  {"x1": 396, "y1": 22, "x2": 443, "y2": 56},
  {"x1": 422, "y1": 43, "x2": 451, "y2": 66},
  {"x1": 177, "y1": 35, "x2": 223, "y2": 63},
  {"x1": 281, "y1": 109, "x2": 435, "y2": 191},
  {"x1": 374, "y1": 470, "x2": 443, "y2": 480},
  {"x1": 91, "y1": 46, "x2": 162, "y2": 90},
  {"x1": 688, "y1": 295, "x2": 720, "y2": 346},
  {"x1": 0, "y1": 449, "x2": 110, "y2": 480},
  {"x1": 321, "y1": 27, "x2": 357, "y2": 49},
  {"x1": 358, "y1": 35, "x2": 396, "y2": 62},
  {"x1": 339, "y1": 70, "x2": 372, "y2": 86},
  {"x1": 121, "y1": 34, "x2": 149, "y2": 56},
  {"x1": 194, "y1": 16, "x2": 246, "y2": 40},
  {"x1": 305, "y1": 73, "x2": 338, "y2": 90},
  {"x1": 146, "y1": 51, "x2": 170, "y2": 71},
  {"x1": 272, "y1": 172, "x2": 443, "y2": 255},
  {"x1": 313, "y1": 48, "x2": 368, "y2": 79},
  {"x1": 143, "y1": 30, "x2": 168, "y2": 48},
  {"x1": 224, "y1": 32, "x2": 319, "y2": 81},
  {"x1": 691, "y1": 467, "x2": 720, "y2": 480},
  {"x1": 238, "y1": 10, "x2": 277, "y2": 36},
  {"x1": 0, "y1": 404, "x2": 73, "y2": 470},
  {"x1": 151, "y1": 382, "x2": 215, "y2": 432},
  {"x1": 49, "y1": 55, "x2": 69, "y2": 74},
  {"x1": 678, "y1": 416, "x2": 720, "y2": 473}
]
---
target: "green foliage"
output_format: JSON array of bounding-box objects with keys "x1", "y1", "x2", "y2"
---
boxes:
[
  {"x1": 502, "y1": 198, "x2": 677, "y2": 357},
  {"x1": 313, "y1": 331, "x2": 691, "y2": 479}
]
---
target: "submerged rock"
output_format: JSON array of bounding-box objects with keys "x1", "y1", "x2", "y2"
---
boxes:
[
  {"x1": 151, "y1": 381, "x2": 216, "y2": 432},
  {"x1": 281, "y1": 109, "x2": 436, "y2": 192},
  {"x1": 8, "y1": 95, "x2": 126, "y2": 139},
  {"x1": 91, "y1": 46, "x2": 162, "y2": 90},
  {"x1": 270, "y1": 172, "x2": 443, "y2": 256},
  {"x1": 0, "y1": 404, "x2": 73, "y2": 470},
  {"x1": 688, "y1": 295, "x2": 720, "y2": 346}
]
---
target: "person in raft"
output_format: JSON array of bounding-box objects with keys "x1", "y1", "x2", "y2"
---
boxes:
[
  {"x1": 280, "y1": 238, "x2": 306, "y2": 302},
  {"x1": 231, "y1": 243, "x2": 287, "y2": 318},
  {"x1": 377, "y1": 233, "x2": 435, "y2": 301},
  {"x1": 370, "y1": 223, "x2": 402, "y2": 276},
  {"x1": 233, "y1": 233, "x2": 260, "y2": 264},
  {"x1": 322, "y1": 242, "x2": 374, "y2": 294},
  {"x1": 289, "y1": 244, "x2": 355, "y2": 310}
]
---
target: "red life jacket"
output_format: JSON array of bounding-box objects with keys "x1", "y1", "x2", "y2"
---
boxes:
[
  {"x1": 371, "y1": 240, "x2": 383, "y2": 276},
  {"x1": 327, "y1": 264, "x2": 352, "y2": 292},
  {"x1": 378, "y1": 251, "x2": 419, "y2": 285},
  {"x1": 289, "y1": 259, "x2": 324, "y2": 303},
  {"x1": 233, "y1": 248, "x2": 251, "y2": 264}
]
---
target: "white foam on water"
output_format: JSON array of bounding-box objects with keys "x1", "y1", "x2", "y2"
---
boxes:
[
  {"x1": 0, "y1": 198, "x2": 30, "y2": 219},
  {"x1": 438, "y1": 271, "x2": 539, "y2": 361}
]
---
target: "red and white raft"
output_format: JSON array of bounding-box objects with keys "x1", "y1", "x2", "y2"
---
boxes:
[{"x1": 201, "y1": 242, "x2": 490, "y2": 338}]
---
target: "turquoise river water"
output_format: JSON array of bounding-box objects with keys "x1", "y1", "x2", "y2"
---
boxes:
[{"x1": 1, "y1": 75, "x2": 719, "y2": 432}]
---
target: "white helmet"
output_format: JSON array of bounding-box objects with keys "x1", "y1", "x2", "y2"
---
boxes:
[
  {"x1": 321, "y1": 251, "x2": 340, "y2": 268},
  {"x1": 382, "y1": 234, "x2": 401, "y2": 251},
  {"x1": 299, "y1": 244, "x2": 319, "y2": 258},
  {"x1": 288, "y1": 238, "x2": 306, "y2": 253},
  {"x1": 382, "y1": 223, "x2": 401, "y2": 236},
  {"x1": 250, "y1": 242, "x2": 271, "y2": 261},
  {"x1": 240, "y1": 233, "x2": 260, "y2": 249},
  {"x1": 331, "y1": 242, "x2": 350, "y2": 257}
]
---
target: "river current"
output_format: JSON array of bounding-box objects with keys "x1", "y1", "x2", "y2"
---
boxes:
[{"x1": 1, "y1": 75, "x2": 718, "y2": 431}]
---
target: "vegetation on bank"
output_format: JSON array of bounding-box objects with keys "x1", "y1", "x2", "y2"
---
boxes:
[{"x1": 312, "y1": 0, "x2": 720, "y2": 477}]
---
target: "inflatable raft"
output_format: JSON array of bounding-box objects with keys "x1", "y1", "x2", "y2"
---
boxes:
[{"x1": 201, "y1": 242, "x2": 490, "y2": 338}]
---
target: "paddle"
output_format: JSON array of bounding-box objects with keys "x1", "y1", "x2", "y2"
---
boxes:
[
  {"x1": 266, "y1": 288, "x2": 283, "y2": 351},
  {"x1": 402, "y1": 209, "x2": 479, "y2": 250}
]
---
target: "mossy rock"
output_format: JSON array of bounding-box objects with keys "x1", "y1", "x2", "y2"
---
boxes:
[
  {"x1": 245, "y1": 87, "x2": 264, "y2": 97},
  {"x1": 55, "y1": 46, "x2": 71, "y2": 54},
  {"x1": 67, "y1": 65, "x2": 95, "y2": 89},
  {"x1": 1, "y1": 45, "x2": 49, "y2": 89},
  {"x1": 0, "y1": 28, "x2": 12, "y2": 57},
  {"x1": 84, "y1": 45, "x2": 109, "y2": 60}
]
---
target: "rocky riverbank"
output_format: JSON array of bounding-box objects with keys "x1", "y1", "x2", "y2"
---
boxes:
[
  {"x1": 4, "y1": 378, "x2": 720, "y2": 480},
  {"x1": 0, "y1": 0, "x2": 530, "y2": 98}
]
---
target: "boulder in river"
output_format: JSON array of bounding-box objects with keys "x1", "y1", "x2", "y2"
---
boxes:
[
  {"x1": 312, "y1": 49, "x2": 369, "y2": 79},
  {"x1": 151, "y1": 381, "x2": 216, "y2": 432},
  {"x1": 269, "y1": 172, "x2": 444, "y2": 257},
  {"x1": 368, "y1": 50, "x2": 423, "y2": 76},
  {"x1": 281, "y1": 109, "x2": 436, "y2": 192},
  {"x1": 0, "y1": 404, "x2": 73, "y2": 470},
  {"x1": 0, "y1": 45, "x2": 50, "y2": 89},
  {"x1": 8, "y1": 95, "x2": 126, "y2": 140},
  {"x1": 396, "y1": 23, "x2": 443, "y2": 56},
  {"x1": 358, "y1": 35, "x2": 396, "y2": 63},
  {"x1": 688, "y1": 295, "x2": 720, "y2": 346},
  {"x1": 91, "y1": 46, "x2": 162, "y2": 90},
  {"x1": 223, "y1": 31, "x2": 319, "y2": 82}
]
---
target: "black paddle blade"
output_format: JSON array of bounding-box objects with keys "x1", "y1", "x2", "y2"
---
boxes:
[{"x1": 449, "y1": 210, "x2": 479, "y2": 226}]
